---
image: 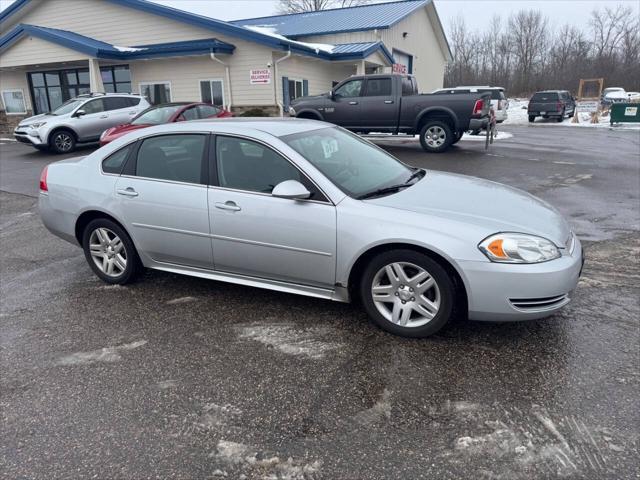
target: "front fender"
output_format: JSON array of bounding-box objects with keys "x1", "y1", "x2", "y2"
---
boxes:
[{"x1": 295, "y1": 108, "x2": 325, "y2": 121}]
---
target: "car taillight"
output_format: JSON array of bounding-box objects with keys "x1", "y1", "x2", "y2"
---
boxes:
[
  {"x1": 39, "y1": 165, "x2": 48, "y2": 192},
  {"x1": 473, "y1": 99, "x2": 484, "y2": 115}
]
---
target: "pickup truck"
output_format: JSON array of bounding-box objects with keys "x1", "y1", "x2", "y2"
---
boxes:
[
  {"x1": 288, "y1": 74, "x2": 491, "y2": 153},
  {"x1": 527, "y1": 90, "x2": 576, "y2": 123}
]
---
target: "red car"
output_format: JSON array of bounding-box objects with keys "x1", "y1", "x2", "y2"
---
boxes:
[{"x1": 100, "y1": 102, "x2": 232, "y2": 146}]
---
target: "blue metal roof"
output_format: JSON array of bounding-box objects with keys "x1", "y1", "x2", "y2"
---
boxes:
[
  {"x1": 0, "y1": 24, "x2": 235, "y2": 59},
  {"x1": 331, "y1": 42, "x2": 395, "y2": 63},
  {"x1": 232, "y1": 0, "x2": 429, "y2": 38}
]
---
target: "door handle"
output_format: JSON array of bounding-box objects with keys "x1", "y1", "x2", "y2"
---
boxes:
[
  {"x1": 215, "y1": 201, "x2": 241, "y2": 212},
  {"x1": 348, "y1": 101, "x2": 358, "y2": 105},
  {"x1": 384, "y1": 100, "x2": 394, "y2": 104},
  {"x1": 128, "y1": 111, "x2": 137, "y2": 115},
  {"x1": 100, "y1": 115, "x2": 108, "y2": 119},
  {"x1": 117, "y1": 188, "x2": 139, "y2": 197}
]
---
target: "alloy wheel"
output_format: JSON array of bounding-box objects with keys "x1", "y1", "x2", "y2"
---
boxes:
[
  {"x1": 89, "y1": 227, "x2": 127, "y2": 277},
  {"x1": 54, "y1": 133, "x2": 73, "y2": 152},
  {"x1": 371, "y1": 262, "x2": 441, "y2": 328},
  {"x1": 424, "y1": 126, "x2": 446, "y2": 148}
]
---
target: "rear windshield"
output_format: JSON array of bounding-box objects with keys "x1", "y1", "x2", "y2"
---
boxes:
[
  {"x1": 478, "y1": 89, "x2": 506, "y2": 100},
  {"x1": 531, "y1": 92, "x2": 559, "y2": 102}
]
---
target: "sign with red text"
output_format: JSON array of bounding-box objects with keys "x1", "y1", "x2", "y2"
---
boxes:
[
  {"x1": 392, "y1": 63, "x2": 407, "y2": 74},
  {"x1": 250, "y1": 69, "x2": 271, "y2": 85}
]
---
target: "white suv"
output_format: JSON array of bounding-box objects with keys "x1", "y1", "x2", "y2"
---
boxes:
[
  {"x1": 14, "y1": 93, "x2": 150, "y2": 154},
  {"x1": 432, "y1": 86, "x2": 509, "y2": 124}
]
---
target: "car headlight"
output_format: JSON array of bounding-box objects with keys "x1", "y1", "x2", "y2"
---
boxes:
[
  {"x1": 29, "y1": 122, "x2": 47, "y2": 129},
  {"x1": 478, "y1": 233, "x2": 561, "y2": 263},
  {"x1": 288, "y1": 106, "x2": 296, "y2": 116}
]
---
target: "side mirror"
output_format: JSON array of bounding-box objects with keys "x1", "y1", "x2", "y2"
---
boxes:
[
  {"x1": 329, "y1": 90, "x2": 336, "y2": 101},
  {"x1": 74, "y1": 109, "x2": 86, "y2": 117},
  {"x1": 272, "y1": 180, "x2": 311, "y2": 200}
]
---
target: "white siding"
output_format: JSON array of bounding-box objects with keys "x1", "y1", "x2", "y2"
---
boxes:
[
  {"x1": 0, "y1": 36, "x2": 88, "y2": 68},
  {"x1": 300, "y1": 5, "x2": 448, "y2": 92},
  {"x1": 0, "y1": 69, "x2": 31, "y2": 110},
  {"x1": 2, "y1": 0, "x2": 276, "y2": 106},
  {"x1": 274, "y1": 53, "x2": 354, "y2": 106}
]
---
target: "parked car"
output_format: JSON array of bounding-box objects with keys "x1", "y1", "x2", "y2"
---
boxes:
[
  {"x1": 39, "y1": 119, "x2": 583, "y2": 338},
  {"x1": 432, "y1": 86, "x2": 509, "y2": 124},
  {"x1": 527, "y1": 90, "x2": 576, "y2": 123},
  {"x1": 601, "y1": 87, "x2": 625, "y2": 106},
  {"x1": 289, "y1": 74, "x2": 491, "y2": 153},
  {"x1": 100, "y1": 102, "x2": 232, "y2": 146},
  {"x1": 13, "y1": 93, "x2": 150, "y2": 153}
]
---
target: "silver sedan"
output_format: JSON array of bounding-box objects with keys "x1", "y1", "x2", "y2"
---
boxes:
[{"x1": 39, "y1": 119, "x2": 583, "y2": 337}]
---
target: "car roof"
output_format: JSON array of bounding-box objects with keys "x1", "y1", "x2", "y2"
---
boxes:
[{"x1": 190, "y1": 117, "x2": 331, "y2": 137}]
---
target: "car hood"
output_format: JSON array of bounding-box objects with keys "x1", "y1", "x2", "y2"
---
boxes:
[
  {"x1": 18, "y1": 113, "x2": 56, "y2": 126},
  {"x1": 292, "y1": 94, "x2": 326, "y2": 104},
  {"x1": 367, "y1": 171, "x2": 571, "y2": 246},
  {"x1": 108, "y1": 123, "x2": 150, "y2": 135}
]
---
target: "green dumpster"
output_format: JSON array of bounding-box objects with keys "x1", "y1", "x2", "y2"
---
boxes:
[{"x1": 610, "y1": 103, "x2": 640, "y2": 124}]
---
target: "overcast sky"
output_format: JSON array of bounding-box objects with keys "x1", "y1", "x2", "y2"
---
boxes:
[{"x1": 1, "y1": 0, "x2": 638, "y2": 35}]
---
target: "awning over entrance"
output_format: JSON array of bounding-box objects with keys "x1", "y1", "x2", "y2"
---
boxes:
[{"x1": 0, "y1": 23, "x2": 236, "y2": 61}]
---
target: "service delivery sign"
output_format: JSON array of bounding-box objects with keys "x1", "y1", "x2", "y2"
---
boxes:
[{"x1": 250, "y1": 69, "x2": 271, "y2": 85}]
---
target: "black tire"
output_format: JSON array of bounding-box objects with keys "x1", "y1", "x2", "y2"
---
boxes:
[
  {"x1": 49, "y1": 129, "x2": 76, "y2": 154},
  {"x1": 33, "y1": 145, "x2": 49, "y2": 152},
  {"x1": 419, "y1": 120, "x2": 453, "y2": 153},
  {"x1": 359, "y1": 249, "x2": 455, "y2": 338},
  {"x1": 450, "y1": 131, "x2": 463, "y2": 145},
  {"x1": 82, "y1": 218, "x2": 141, "y2": 285},
  {"x1": 556, "y1": 111, "x2": 564, "y2": 122},
  {"x1": 528, "y1": 115, "x2": 535, "y2": 123}
]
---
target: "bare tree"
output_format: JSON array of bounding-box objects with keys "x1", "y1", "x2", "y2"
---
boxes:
[
  {"x1": 278, "y1": 0, "x2": 371, "y2": 14},
  {"x1": 509, "y1": 10, "x2": 548, "y2": 93}
]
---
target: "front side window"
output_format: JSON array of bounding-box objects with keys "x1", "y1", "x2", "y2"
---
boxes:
[
  {"x1": 200, "y1": 80, "x2": 224, "y2": 106},
  {"x1": 136, "y1": 134, "x2": 205, "y2": 184},
  {"x1": 181, "y1": 106, "x2": 199, "y2": 121},
  {"x1": 365, "y1": 78, "x2": 392, "y2": 97},
  {"x1": 334, "y1": 79, "x2": 363, "y2": 98},
  {"x1": 216, "y1": 136, "x2": 305, "y2": 194},
  {"x1": 1, "y1": 90, "x2": 27, "y2": 114},
  {"x1": 102, "y1": 144, "x2": 133, "y2": 174},
  {"x1": 131, "y1": 105, "x2": 181, "y2": 125},
  {"x1": 51, "y1": 99, "x2": 84, "y2": 116},
  {"x1": 282, "y1": 127, "x2": 413, "y2": 199},
  {"x1": 140, "y1": 82, "x2": 171, "y2": 105},
  {"x1": 81, "y1": 99, "x2": 105, "y2": 115}
]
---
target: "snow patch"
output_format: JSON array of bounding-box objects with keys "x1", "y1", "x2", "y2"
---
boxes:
[
  {"x1": 237, "y1": 323, "x2": 341, "y2": 359},
  {"x1": 113, "y1": 45, "x2": 146, "y2": 52},
  {"x1": 243, "y1": 25, "x2": 335, "y2": 54},
  {"x1": 56, "y1": 340, "x2": 147, "y2": 366}
]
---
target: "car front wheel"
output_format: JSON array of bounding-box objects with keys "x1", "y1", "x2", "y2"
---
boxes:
[
  {"x1": 528, "y1": 115, "x2": 535, "y2": 123},
  {"x1": 82, "y1": 218, "x2": 141, "y2": 284},
  {"x1": 419, "y1": 121, "x2": 453, "y2": 153},
  {"x1": 50, "y1": 130, "x2": 76, "y2": 154},
  {"x1": 360, "y1": 250, "x2": 454, "y2": 338}
]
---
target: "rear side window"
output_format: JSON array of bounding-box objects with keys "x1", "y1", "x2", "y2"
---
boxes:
[
  {"x1": 365, "y1": 78, "x2": 392, "y2": 96},
  {"x1": 135, "y1": 134, "x2": 206, "y2": 184},
  {"x1": 104, "y1": 97, "x2": 130, "y2": 111},
  {"x1": 531, "y1": 92, "x2": 559, "y2": 102},
  {"x1": 402, "y1": 77, "x2": 416, "y2": 96},
  {"x1": 102, "y1": 144, "x2": 132, "y2": 174},
  {"x1": 198, "y1": 105, "x2": 221, "y2": 118},
  {"x1": 126, "y1": 97, "x2": 141, "y2": 107}
]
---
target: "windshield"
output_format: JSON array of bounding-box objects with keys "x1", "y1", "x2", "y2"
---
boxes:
[
  {"x1": 132, "y1": 105, "x2": 181, "y2": 125},
  {"x1": 281, "y1": 127, "x2": 415, "y2": 198},
  {"x1": 51, "y1": 99, "x2": 84, "y2": 115}
]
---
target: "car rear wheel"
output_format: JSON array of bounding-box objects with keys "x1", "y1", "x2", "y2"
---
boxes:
[
  {"x1": 419, "y1": 121, "x2": 453, "y2": 153},
  {"x1": 82, "y1": 218, "x2": 141, "y2": 284},
  {"x1": 360, "y1": 250, "x2": 454, "y2": 338},
  {"x1": 528, "y1": 115, "x2": 535, "y2": 123},
  {"x1": 50, "y1": 129, "x2": 76, "y2": 154}
]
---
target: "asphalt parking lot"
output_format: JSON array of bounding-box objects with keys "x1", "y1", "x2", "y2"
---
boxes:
[{"x1": 1, "y1": 126, "x2": 639, "y2": 479}]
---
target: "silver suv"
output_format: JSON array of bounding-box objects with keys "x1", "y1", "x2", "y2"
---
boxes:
[{"x1": 14, "y1": 93, "x2": 150, "y2": 154}]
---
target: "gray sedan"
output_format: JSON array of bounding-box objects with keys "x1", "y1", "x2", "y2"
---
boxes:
[{"x1": 39, "y1": 119, "x2": 583, "y2": 337}]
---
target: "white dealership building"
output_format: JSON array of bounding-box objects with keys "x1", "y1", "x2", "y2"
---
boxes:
[{"x1": 0, "y1": 0, "x2": 451, "y2": 132}]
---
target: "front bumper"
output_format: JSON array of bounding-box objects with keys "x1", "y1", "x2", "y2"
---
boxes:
[
  {"x1": 468, "y1": 117, "x2": 489, "y2": 131},
  {"x1": 14, "y1": 127, "x2": 46, "y2": 146},
  {"x1": 459, "y1": 237, "x2": 583, "y2": 321}
]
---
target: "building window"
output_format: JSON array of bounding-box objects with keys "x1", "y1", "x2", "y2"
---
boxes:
[
  {"x1": 288, "y1": 79, "x2": 304, "y2": 102},
  {"x1": 1, "y1": 89, "x2": 27, "y2": 114},
  {"x1": 101, "y1": 65, "x2": 131, "y2": 93},
  {"x1": 27, "y1": 65, "x2": 131, "y2": 114},
  {"x1": 200, "y1": 79, "x2": 225, "y2": 107},
  {"x1": 140, "y1": 82, "x2": 171, "y2": 105}
]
